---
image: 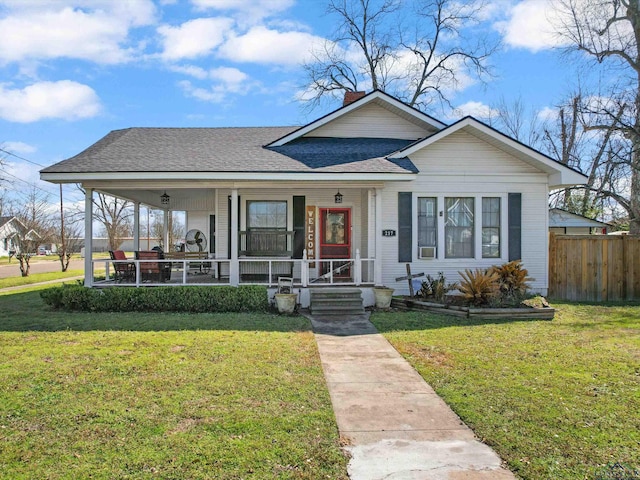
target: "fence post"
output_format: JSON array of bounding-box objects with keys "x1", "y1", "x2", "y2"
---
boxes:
[
  {"x1": 622, "y1": 234, "x2": 629, "y2": 300},
  {"x1": 548, "y1": 233, "x2": 556, "y2": 298},
  {"x1": 355, "y1": 249, "x2": 361, "y2": 286}
]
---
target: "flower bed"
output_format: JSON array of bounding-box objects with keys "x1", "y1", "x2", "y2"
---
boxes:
[{"x1": 390, "y1": 297, "x2": 555, "y2": 320}]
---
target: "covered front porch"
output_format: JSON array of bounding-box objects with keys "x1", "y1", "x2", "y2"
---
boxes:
[{"x1": 82, "y1": 182, "x2": 387, "y2": 290}]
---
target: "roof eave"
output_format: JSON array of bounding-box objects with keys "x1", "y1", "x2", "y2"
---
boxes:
[{"x1": 40, "y1": 171, "x2": 417, "y2": 183}]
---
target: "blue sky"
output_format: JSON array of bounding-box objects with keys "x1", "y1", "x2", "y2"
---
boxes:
[{"x1": 0, "y1": 0, "x2": 581, "y2": 208}]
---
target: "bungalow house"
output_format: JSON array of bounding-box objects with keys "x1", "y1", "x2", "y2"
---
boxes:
[
  {"x1": 0, "y1": 216, "x2": 40, "y2": 257},
  {"x1": 0, "y1": 216, "x2": 22, "y2": 257},
  {"x1": 549, "y1": 208, "x2": 610, "y2": 235},
  {"x1": 40, "y1": 90, "x2": 587, "y2": 306}
]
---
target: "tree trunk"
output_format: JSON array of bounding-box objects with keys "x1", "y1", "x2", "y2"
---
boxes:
[{"x1": 17, "y1": 254, "x2": 31, "y2": 277}]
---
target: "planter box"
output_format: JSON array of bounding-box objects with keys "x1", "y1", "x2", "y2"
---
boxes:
[{"x1": 390, "y1": 298, "x2": 555, "y2": 320}]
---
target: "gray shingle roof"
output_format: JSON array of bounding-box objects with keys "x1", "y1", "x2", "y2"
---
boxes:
[{"x1": 40, "y1": 127, "x2": 417, "y2": 175}]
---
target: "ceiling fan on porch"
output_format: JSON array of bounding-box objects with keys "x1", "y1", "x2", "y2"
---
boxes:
[{"x1": 185, "y1": 229, "x2": 207, "y2": 252}]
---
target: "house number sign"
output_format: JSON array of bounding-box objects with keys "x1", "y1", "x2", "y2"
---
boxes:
[
  {"x1": 306, "y1": 206, "x2": 316, "y2": 267},
  {"x1": 382, "y1": 229, "x2": 396, "y2": 237}
]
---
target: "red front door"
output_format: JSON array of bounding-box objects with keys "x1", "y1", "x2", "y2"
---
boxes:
[{"x1": 319, "y1": 208, "x2": 351, "y2": 278}]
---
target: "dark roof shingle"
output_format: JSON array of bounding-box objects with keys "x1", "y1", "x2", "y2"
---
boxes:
[{"x1": 40, "y1": 127, "x2": 417, "y2": 175}]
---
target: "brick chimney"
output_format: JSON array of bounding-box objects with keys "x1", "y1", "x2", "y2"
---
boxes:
[{"x1": 343, "y1": 91, "x2": 366, "y2": 106}]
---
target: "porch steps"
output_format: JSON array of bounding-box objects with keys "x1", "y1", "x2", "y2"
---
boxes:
[{"x1": 309, "y1": 288, "x2": 365, "y2": 315}]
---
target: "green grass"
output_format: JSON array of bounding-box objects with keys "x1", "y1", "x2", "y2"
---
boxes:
[
  {"x1": 0, "y1": 291, "x2": 348, "y2": 479},
  {"x1": 371, "y1": 303, "x2": 640, "y2": 480},
  {"x1": 0, "y1": 270, "x2": 85, "y2": 289}
]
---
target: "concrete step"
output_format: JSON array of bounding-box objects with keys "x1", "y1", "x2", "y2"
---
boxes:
[{"x1": 310, "y1": 288, "x2": 364, "y2": 315}]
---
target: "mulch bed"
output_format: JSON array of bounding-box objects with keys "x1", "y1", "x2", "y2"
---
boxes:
[{"x1": 391, "y1": 296, "x2": 555, "y2": 320}]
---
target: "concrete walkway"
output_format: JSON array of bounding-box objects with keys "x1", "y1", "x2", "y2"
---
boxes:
[{"x1": 307, "y1": 312, "x2": 516, "y2": 480}]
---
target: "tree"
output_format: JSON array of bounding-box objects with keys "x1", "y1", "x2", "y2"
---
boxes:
[
  {"x1": 554, "y1": 0, "x2": 640, "y2": 233},
  {"x1": 149, "y1": 210, "x2": 184, "y2": 251},
  {"x1": 13, "y1": 187, "x2": 54, "y2": 276},
  {"x1": 55, "y1": 185, "x2": 83, "y2": 272},
  {"x1": 303, "y1": 0, "x2": 497, "y2": 111},
  {"x1": 84, "y1": 191, "x2": 133, "y2": 251}
]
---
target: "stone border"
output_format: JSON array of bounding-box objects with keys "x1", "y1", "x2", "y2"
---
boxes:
[{"x1": 390, "y1": 298, "x2": 555, "y2": 320}]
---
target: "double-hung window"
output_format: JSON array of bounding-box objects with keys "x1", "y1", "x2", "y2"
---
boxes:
[
  {"x1": 445, "y1": 197, "x2": 474, "y2": 258},
  {"x1": 415, "y1": 195, "x2": 504, "y2": 260},
  {"x1": 482, "y1": 197, "x2": 501, "y2": 258},
  {"x1": 417, "y1": 197, "x2": 437, "y2": 249},
  {"x1": 246, "y1": 200, "x2": 287, "y2": 254}
]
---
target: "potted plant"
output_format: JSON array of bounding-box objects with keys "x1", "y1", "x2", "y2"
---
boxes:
[
  {"x1": 274, "y1": 285, "x2": 297, "y2": 314},
  {"x1": 374, "y1": 286, "x2": 394, "y2": 309}
]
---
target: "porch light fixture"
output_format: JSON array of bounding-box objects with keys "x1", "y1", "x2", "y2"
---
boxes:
[
  {"x1": 160, "y1": 191, "x2": 170, "y2": 205},
  {"x1": 334, "y1": 190, "x2": 343, "y2": 204}
]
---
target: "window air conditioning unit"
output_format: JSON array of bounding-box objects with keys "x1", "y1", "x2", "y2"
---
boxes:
[{"x1": 418, "y1": 246, "x2": 436, "y2": 259}]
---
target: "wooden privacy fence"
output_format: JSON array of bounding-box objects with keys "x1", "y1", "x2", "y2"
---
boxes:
[{"x1": 549, "y1": 234, "x2": 640, "y2": 301}]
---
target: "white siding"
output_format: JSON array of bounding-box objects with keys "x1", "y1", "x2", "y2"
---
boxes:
[
  {"x1": 378, "y1": 131, "x2": 551, "y2": 294},
  {"x1": 410, "y1": 130, "x2": 540, "y2": 175},
  {"x1": 305, "y1": 102, "x2": 429, "y2": 139}
]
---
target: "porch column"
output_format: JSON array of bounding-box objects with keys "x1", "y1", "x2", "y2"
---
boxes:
[
  {"x1": 229, "y1": 189, "x2": 239, "y2": 285},
  {"x1": 133, "y1": 202, "x2": 140, "y2": 251},
  {"x1": 163, "y1": 209, "x2": 169, "y2": 250},
  {"x1": 374, "y1": 187, "x2": 383, "y2": 286},
  {"x1": 84, "y1": 188, "x2": 94, "y2": 287}
]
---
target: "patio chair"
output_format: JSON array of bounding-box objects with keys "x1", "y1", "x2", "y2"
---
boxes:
[
  {"x1": 109, "y1": 250, "x2": 135, "y2": 282},
  {"x1": 135, "y1": 250, "x2": 171, "y2": 283}
]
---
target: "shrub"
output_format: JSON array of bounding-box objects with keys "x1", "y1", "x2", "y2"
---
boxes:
[
  {"x1": 40, "y1": 285, "x2": 269, "y2": 313},
  {"x1": 490, "y1": 260, "x2": 533, "y2": 301},
  {"x1": 417, "y1": 272, "x2": 457, "y2": 302},
  {"x1": 457, "y1": 268, "x2": 500, "y2": 307}
]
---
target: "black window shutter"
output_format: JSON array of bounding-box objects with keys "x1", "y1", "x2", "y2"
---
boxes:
[
  {"x1": 398, "y1": 192, "x2": 412, "y2": 262},
  {"x1": 292, "y1": 196, "x2": 305, "y2": 259},
  {"x1": 508, "y1": 193, "x2": 522, "y2": 261}
]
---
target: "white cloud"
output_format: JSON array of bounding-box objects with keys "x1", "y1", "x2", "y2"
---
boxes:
[
  {"x1": 3, "y1": 141, "x2": 37, "y2": 155},
  {"x1": 495, "y1": 0, "x2": 569, "y2": 52},
  {"x1": 209, "y1": 66, "x2": 248, "y2": 85},
  {"x1": 177, "y1": 67, "x2": 257, "y2": 103},
  {"x1": 190, "y1": 0, "x2": 294, "y2": 23},
  {"x1": 0, "y1": 81, "x2": 102, "y2": 123},
  {"x1": 537, "y1": 106, "x2": 557, "y2": 122},
  {"x1": 0, "y1": 1, "x2": 156, "y2": 65},
  {"x1": 170, "y1": 65, "x2": 248, "y2": 82},
  {"x1": 218, "y1": 26, "x2": 323, "y2": 66},
  {"x1": 158, "y1": 17, "x2": 234, "y2": 61},
  {"x1": 452, "y1": 101, "x2": 499, "y2": 119}
]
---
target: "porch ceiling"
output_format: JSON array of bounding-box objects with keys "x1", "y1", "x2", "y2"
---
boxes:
[{"x1": 93, "y1": 181, "x2": 389, "y2": 208}]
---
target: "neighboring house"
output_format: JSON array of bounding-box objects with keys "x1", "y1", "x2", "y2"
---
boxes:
[
  {"x1": 0, "y1": 216, "x2": 40, "y2": 256},
  {"x1": 0, "y1": 216, "x2": 22, "y2": 256},
  {"x1": 40, "y1": 90, "x2": 587, "y2": 302},
  {"x1": 549, "y1": 208, "x2": 610, "y2": 235}
]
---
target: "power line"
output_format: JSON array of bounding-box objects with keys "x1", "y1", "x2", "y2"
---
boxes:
[
  {"x1": 0, "y1": 147, "x2": 46, "y2": 168},
  {"x1": 1, "y1": 169, "x2": 55, "y2": 196}
]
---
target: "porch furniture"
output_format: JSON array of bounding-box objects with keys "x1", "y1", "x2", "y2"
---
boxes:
[
  {"x1": 238, "y1": 230, "x2": 294, "y2": 281},
  {"x1": 109, "y1": 250, "x2": 135, "y2": 282},
  {"x1": 164, "y1": 251, "x2": 212, "y2": 275},
  {"x1": 277, "y1": 277, "x2": 294, "y2": 294},
  {"x1": 135, "y1": 250, "x2": 171, "y2": 283},
  {"x1": 239, "y1": 258, "x2": 293, "y2": 282}
]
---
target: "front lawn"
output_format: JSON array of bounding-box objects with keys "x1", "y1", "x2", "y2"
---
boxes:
[
  {"x1": 371, "y1": 303, "x2": 640, "y2": 480},
  {"x1": 0, "y1": 270, "x2": 85, "y2": 289},
  {"x1": 0, "y1": 291, "x2": 348, "y2": 479}
]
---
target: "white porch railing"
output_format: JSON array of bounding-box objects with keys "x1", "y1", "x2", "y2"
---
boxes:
[{"x1": 91, "y1": 249, "x2": 375, "y2": 287}]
